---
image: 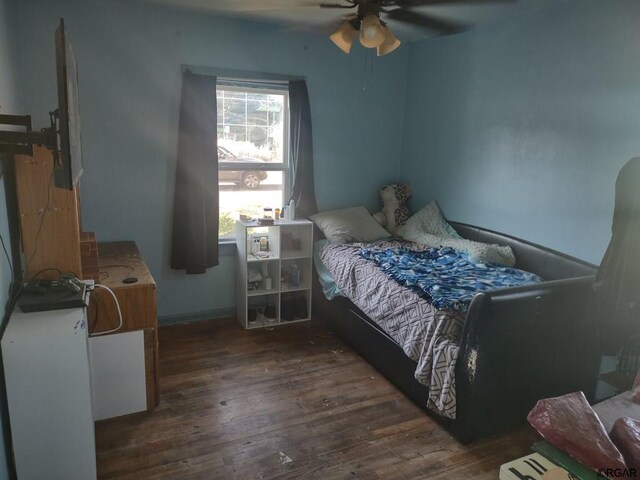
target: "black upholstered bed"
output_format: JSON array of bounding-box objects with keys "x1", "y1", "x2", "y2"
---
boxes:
[{"x1": 313, "y1": 222, "x2": 600, "y2": 443}]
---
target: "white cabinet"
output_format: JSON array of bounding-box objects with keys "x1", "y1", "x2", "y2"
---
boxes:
[
  {"x1": 2, "y1": 306, "x2": 97, "y2": 480},
  {"x1": 236, "y1": 219, "x2": 313, "y2": 329},
  {"x1": 89, "y1": 331, "x2": 147, "y2": 421}
]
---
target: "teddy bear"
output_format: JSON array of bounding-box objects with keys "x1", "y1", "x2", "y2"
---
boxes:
[{"x1": 372, "y1": 183, "x2": 412, "y2": 234}]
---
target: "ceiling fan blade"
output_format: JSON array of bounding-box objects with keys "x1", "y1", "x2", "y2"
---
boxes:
[
  {"x1": 394, "y1": 0, "x2": 515, "y2": 6},
  {"x1": 321, "y1": 15, "x2": 359, "y2": 29},
  {"x1": 319, "y1": 2, "x2": 357, "y2": 8},
  {"x1": 385, "y1": 9, "x2": 467, "y2": 34},
  {"x1": 214, "y1": 0, "x2": 325, "y2": 11}
]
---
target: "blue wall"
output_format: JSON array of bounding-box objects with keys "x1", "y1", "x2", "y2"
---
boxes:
[
  {"x1": 0, "y1": 0, "x2": 18, "y2": 476},
  {"x1": 401, "y1": 0, "x2": 640, "y2": 264},
  {"x1": 12, "y1": 0, "x2": 409, "y2": 319}
]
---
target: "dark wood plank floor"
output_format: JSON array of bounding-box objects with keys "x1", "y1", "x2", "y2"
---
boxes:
[{"x1": 96, "y1": 318, "x2": 535, "y2": 479}]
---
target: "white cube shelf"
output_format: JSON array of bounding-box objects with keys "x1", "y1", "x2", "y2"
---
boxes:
[{"x1": 236, "y1": 219, "x2": 313, "y2": 329}]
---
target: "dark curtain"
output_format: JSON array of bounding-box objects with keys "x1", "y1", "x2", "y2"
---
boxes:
[
  {"x1": 595, "y1": 157, "x2": 640, "y2": 354},
  {"x1": 288, "y1": 79, "x2": 318, "y2": 219},
  {"x1": 170, "y1": 71, "x2": 219, "y2": 274}
]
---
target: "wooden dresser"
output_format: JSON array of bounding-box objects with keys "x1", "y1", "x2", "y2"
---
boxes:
[{"x1": 88, "y1": 241, "x2": 159, "y2": 411}]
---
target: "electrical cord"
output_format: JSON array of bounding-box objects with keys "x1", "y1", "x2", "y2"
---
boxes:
[
  {"x1": 99, "y1": 264, "x2": 135, "y2": 282},
  {"x1": 26, "y1": 170, "x2": 54, "y2": 272},
  {"x1": 28, "y1": 267, "x2": 66, "y2": 281},
  {"x1": 88, "y1": 284, "x2": 123, "y2": 337}
]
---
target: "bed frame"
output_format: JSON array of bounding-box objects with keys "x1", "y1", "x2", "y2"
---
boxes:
[{"x1": 313, "y1": 222, "x2": 600, "y2": 443}]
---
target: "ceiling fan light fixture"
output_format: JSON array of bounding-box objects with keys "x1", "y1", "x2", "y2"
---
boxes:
[
  {"x1": 377, "y1": 26, "x2": 401, "y2": 56},
  {"x1": 329, "y1": 21, "x2": 357, "y2": 54},
  {"x1": 359, "y1": 14, "x2": 385, "y2": 49}
]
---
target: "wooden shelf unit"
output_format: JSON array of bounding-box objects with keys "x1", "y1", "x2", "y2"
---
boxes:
[
  {"x1": 14, "y1": 145, "x2": 82, "y2": 279},
  {"x1": 236, "y1": 220, "x2": 313, "y2": 329},
  {"x1": 88, "y1": 241, "x2": 159, "y2": 410}
]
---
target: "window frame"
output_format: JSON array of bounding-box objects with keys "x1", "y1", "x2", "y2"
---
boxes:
[{"x1": 216, "y1": 81, "x2": 291, "y2": 242}]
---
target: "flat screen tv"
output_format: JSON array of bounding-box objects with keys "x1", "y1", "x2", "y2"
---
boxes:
[{"x1": 54, "y1": 19, "x2": 83, "y2": 190}]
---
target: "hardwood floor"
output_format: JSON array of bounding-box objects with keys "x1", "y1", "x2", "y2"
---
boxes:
[{"x1": 96, "y1": 318, "x2": 535, "y2": 479}]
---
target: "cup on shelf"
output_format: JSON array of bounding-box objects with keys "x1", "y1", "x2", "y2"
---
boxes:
[{"x1": 264, "y1": 276, "x2": 272, "y2": 291}]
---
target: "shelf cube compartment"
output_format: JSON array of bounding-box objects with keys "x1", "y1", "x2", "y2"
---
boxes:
[
  {"x1": 280, "y1": 258, "x2": 312, "y2": 292},
  {"x1": 280, "y1": 290, "x2": 311, "y2": 323},
  {"x1": 246, "y1": 259, "x2": 280, "y2": 296},
  {"x1": 245, "y1": 225, "x2": 280, "y2": 261},
  {"x1": 246, "y1": 294, "x2": 279, "y2": 329},
  {"x1": 279, "y1": 224, "x2": 312, "y2": 259}
]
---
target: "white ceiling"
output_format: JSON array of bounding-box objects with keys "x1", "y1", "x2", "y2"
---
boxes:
[{"x1": 136, "y1": 0, "x2": 565, "y2": 42}]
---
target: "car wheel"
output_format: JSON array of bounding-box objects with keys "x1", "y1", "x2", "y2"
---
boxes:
[{"x1": 242, "y1": 173, "x2": 261, "y2": 189}]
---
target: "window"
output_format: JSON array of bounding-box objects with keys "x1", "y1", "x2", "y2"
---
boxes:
[{"x1": 217, "y1": 82, "x2": 290, "y2": 239}]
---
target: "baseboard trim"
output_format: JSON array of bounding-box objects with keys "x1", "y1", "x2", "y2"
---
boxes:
[{"x1": 158, "y1": 307, "x2": 236, "y2": 326}]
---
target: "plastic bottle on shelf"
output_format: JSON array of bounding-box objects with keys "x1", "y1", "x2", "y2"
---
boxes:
[
  {"x1": 291, "y1": 264, "x2": 300, "y2": 287},
  {"x1": 288, "y1": 199, "x2": 296, "y2": 221}
]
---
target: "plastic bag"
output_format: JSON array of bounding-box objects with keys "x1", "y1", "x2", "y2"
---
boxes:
[
  {"x1": 610, "y1": 417, "x2": 640, "y2": 469},
  {"x1": 527, "y1": 391, "x2": 627, "y2": 474}
]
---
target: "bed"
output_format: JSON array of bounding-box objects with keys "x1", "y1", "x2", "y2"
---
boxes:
[{"x1": 313, "y1": 221, "x2": 600, "y2": 443}]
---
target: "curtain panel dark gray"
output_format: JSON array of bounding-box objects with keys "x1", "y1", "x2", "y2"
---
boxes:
[
  {"x1": 289, "y1": 79, "x2": 318, "y2": 219},
  {"x1": 170, "y1": 71, "x2": 219, "y2": 274},
  {"x1": 595, "y1": 157, "x2": 640, "y2": 354}
]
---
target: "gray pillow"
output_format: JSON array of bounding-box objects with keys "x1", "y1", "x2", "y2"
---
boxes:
[{"x1": 310, "y1": 206, "x2": 391, "y2": 243}]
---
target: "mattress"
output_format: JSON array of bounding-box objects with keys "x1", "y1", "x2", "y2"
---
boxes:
[{"x1": 313, "y1": 240, "x2": 344, "y2": 300}]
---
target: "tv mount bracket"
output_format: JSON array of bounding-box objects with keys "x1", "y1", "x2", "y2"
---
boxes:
[{"x1": 0, "y1": 112, "x2": 59, "y2": 163}]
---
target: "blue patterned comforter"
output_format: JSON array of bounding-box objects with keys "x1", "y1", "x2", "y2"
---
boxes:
[{"x1": 359, "y1": 246, "x2": 542, "y2": 314}]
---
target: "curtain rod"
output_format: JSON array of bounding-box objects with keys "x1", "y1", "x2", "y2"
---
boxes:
[
  {"x1": 218, "y1": 76, "x2": 290, "y2": 85},
  {"x1": 181, "y1": 64, "x2": 304, "y2": 83}
]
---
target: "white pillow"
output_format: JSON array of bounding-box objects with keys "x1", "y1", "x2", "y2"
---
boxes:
[
  {"x1": 398, "y1": 200, "x2": 516, "y2": 266},
  {"x1": 397, "y1": 200, "x2": 460, "y2": 240},
  {"x1": 310, "y1": 206, "x2": 391, "y2": 243}
]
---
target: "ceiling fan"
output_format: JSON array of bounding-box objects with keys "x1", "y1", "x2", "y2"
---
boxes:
[{"x1": 321, "y1": 0, "x2": 515, "y2": 56}]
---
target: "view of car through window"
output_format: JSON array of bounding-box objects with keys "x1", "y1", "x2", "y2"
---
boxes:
[
  {"x1": 218, "y1": 146, "x2": 268, "y2": 189},
  {"x1": 217, "y1": 86, "x2": 289, "y2": 238}
]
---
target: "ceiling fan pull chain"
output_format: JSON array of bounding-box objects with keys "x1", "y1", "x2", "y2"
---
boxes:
[{"x1": 362, "y1": 50, "x2": 368, "y2": 91}]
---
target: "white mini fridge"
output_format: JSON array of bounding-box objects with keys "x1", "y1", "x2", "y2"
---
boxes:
[{"x1": 1, "y1": 306, "x2": 97, "y2": 480}]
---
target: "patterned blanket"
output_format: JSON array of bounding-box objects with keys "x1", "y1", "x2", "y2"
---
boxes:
[
  {"x1": 359, "y1": 247, "x2": 542, "y2": 314},
  {"x1": 320, "y1": 241, "x2": 464, "y2": 418}
]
